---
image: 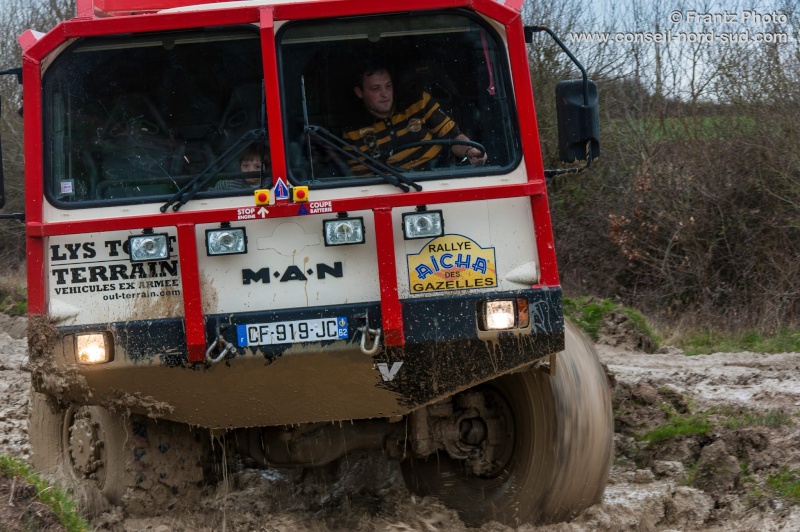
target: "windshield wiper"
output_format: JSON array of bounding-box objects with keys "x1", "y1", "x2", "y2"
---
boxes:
[
  {"x1": 304, "y1": 125, "x2": 422, "y2": 192},
  {"x1": 160, "y1": 128, "x2": 265, "y2": 213}
]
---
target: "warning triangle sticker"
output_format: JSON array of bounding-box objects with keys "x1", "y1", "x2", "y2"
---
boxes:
[{"x1": 274, "y1": 177, "x2": 289, "y2": 200}]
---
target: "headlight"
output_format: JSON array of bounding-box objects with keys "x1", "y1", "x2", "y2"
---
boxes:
[
  {"x1": 128, "y1": 231, "x2": 169, "y2": 262},
  {"x1": 403, "y1": 210, "x2": 444, "y2": 239},
  {"x1": 206, "y1": 225, "x2": 247, "y2": 256},
  {"x1": 323, "y1": 216, "x2": 365, "y2": 246},
  {"x1": 480, "y1": 299, "x2": 530, "y2": 330},
  {"x1": 75, "y1": 332, "x2": 113, "y2": 364}
]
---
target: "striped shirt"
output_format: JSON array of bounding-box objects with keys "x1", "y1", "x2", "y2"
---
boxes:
[
  {"x1": 342, "y1": 92, "x2": 461, "y2": 175},
  {"x1": 212, "y1": 173, "x2": 262, "y2": 191}
]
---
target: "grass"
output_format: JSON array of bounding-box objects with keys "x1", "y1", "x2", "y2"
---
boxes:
[
  {"x1": 610, "y1": 114, "x2": 757, "y2": 143},
  {"x1": 0, "y1": 266, "x2": 27, "y2": 316},
  {"x1": 638, "y1": 412, "x2": 711, "y2": 445},
  {"x1": 677, "y1": 328, "x2": 800, "y2": 355},
  {"x1": 638, "y1": 405, "x2": 794, "y2": 446},
  {"x1": 723, "y1": 409, "x2": 795, "y2": 430},
  {"x1": 0, "y1": 455, "x2": 89, "y2": 531},
  {"x1": 563, "y1": 294, "x2": 800, "y2": 356},
  {"x1": 766, "y1": 468, "x2": 800, "y2": 503},
  {"x1": 680, "y1": 459, "x2": 699, "y2": 487},
  {"x1": 563, "y1": 296, "x2": 615, "y2": 340},
  {"x1": 563, "y1": 295, "x2": 661, "y2": 349},
  {"x1": 634, "y1": 405, "x2": 800, "y2": 508}
]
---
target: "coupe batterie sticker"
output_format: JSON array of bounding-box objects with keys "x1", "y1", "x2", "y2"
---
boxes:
[
  {"x1": 296, "y1": 201, "x2": 333, "y2": 215},
  {"x1": 407, "y1": 234, "x2": 497, "y2": 293}
]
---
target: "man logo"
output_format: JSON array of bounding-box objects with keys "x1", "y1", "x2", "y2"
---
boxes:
[{"x1": 242, "y1": 262, "x2": 343, "y2": 284}]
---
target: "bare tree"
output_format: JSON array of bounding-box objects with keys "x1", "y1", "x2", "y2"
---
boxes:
[
  {"x1": 547, "y1": 0, "x2": 800, "y2": 327},
  {"x1": 0, "y1": 0, "x2": 75, "y2": 263}
]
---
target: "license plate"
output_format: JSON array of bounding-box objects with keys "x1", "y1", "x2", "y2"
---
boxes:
[{"x1": 237, "y1": 317, "x2": 348, "y2": 347}]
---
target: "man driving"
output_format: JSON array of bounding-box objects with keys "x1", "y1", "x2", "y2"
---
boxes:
[{"x1": 342, "y1": 63, "x2": 487, "y2": 175}]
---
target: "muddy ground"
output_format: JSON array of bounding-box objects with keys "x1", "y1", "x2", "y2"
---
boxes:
[{"x1": 1, "y1": 312, "x2": 799, "y2": 531}]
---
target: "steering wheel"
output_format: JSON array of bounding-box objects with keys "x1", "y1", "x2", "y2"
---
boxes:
[{"x1": 389, "y1": 139, "x2": 486, "y2": 165}]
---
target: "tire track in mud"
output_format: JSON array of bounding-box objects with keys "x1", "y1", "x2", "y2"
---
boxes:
[
  {"x1": 0, "y1": 315, "x2": 30, "y2": 462},
  {"x1": 1, "y1": 314, "x2": 799, "y2": 531}
]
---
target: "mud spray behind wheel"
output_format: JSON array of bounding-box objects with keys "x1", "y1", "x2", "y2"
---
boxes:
[{"x1": 401, "y1": 320, "x2": 613, "y2": 527}]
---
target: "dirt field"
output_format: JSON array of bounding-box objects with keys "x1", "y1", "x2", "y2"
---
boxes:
[{"x1": 1, "y1": 312, "x2": 799, "y2": 531}]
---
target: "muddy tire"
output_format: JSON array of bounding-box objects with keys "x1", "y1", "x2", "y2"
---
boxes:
[
  {"x1": 29, "y1": 392, "x2": 206, "y2": 516},
  {"x1": 401, "y1": 320, "x2": 613, "y2": 527}
]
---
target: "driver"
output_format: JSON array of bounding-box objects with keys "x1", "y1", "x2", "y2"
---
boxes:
[{"x1": 342, "y1": 62, "x2": 487, "y2": 176}]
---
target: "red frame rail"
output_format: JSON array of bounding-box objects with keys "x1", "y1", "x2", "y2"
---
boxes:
[{"x1": 22, "y1": 0, "x2": 558, "y2": 362}]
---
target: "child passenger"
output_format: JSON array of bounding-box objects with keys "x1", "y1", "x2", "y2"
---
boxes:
[{"x1": 215, "y1": 144, "x2": 270, "y2": 190}]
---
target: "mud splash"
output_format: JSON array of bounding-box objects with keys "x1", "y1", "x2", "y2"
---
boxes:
[
  {"x1": 27, "y1": 314, "x2": 93, "y2": 403},
  {"x1": 103, "y1": 389, "x2": 175, "y2": 418}
]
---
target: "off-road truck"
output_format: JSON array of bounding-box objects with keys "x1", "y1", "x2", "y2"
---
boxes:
[{"x1": 0, "y1": 0, "x2": 610, "y2": 525}]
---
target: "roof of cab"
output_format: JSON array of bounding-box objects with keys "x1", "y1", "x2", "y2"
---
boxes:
[{"x1": 78, "y1": 0, "x2": 296, "y2": 17}]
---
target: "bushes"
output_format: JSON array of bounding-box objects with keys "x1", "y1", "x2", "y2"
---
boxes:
[{"x1": 550, "y1": 94, "x2": 800, "y2": 330}]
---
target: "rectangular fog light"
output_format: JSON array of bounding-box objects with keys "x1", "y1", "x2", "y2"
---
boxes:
[
  {"x1": 403, "y1": 210, "x2": 443, "y2": 239},
  {"x1": 206, "y1": 226, "x2": 247, "y2": 256},
  {"x1": 75, "y1": 332, "x2": 113, "y2": 364},
  {"x1": 324, "y1": 217, "x2": 365, "y2": 246},
  {"x1": 481, "y1": 299, "x2": 530, "y2": 330},
  {"x1": 485, "y1": 300, "x2": 516, "y2": 330},
  {"x1": 128, "y1": 232, "x2": 169, "y2": 262}
]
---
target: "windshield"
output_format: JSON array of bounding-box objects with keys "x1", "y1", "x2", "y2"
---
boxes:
[
  {"x1": 278, "y1": 11, "x2": 520, "y2": 186},
  {"x1": 43, "y1": 27, "x2": 265, "y2": 207}
]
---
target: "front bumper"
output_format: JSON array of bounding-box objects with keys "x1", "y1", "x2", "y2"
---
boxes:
[{"x1": 35, "y1": 287, "x2": 563, "y2": 429}]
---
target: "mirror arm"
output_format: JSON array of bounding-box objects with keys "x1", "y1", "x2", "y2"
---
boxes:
[
  {"x1": 525, "y1": 26, "x2": 589, "y2": 107},
  {"x1": 527, "y1": 25, "x2": 596, "y2": 153},
  {"x1": 0, "y1": 67, "x2": 22, "y2": 84},
  {"x1": 544, "y1": 160, "x2": 590, "y2": 180}
]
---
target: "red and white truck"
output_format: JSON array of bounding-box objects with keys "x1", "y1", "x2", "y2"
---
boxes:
[{"x1": 0, "y1": 0, "x2": 610, "y2": 526}]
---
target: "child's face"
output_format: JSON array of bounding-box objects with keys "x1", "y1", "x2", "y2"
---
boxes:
[{"x1": 241, "y1": 156, "x2": 262, "y2": 173}]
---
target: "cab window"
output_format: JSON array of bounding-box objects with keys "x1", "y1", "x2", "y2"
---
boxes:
[
  {"x1": 278, "y1": 11, "x2": 520, "y2": 187},
  {"x1": 43, "y1": 27, "x2": 265, "y2": 206}
]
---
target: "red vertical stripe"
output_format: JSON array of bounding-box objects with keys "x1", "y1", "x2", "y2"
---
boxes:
[
  {"x1": 260, "y1": 7, "x2": 285, "y2": 189},
  {"x1": 177, "y1": 224, "x2": 206, "y2": 362},
  {"x1": 23, "y1": 56, "x2": 46, "y2": 316},
  {"x1": 374, "y1": 208, "x2": 405, "y2": 346}
]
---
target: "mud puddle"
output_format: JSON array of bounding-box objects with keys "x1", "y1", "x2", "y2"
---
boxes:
[{"x1": 1, "y1": 313, "x2": 799, "y2": 530}]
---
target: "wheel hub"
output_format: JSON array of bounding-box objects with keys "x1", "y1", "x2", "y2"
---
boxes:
[
  {"x1": 421, "y1": 388, "x2": 515, "y2": 477},
  {"x1": 67, "y1": 409, "x2": 105, "y2": 478},
  {"x1": 459, "y1": 417, "x2": 487, "y2": 446}
]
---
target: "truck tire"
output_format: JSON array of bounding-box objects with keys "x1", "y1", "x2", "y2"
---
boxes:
[
  {"x1": 401, "y1": 320, "x2": 612, "y2": 527},
  {"x1": 29, "y1": 392, "x2": 205, "y2": 515},
  {"x1": 29, "y1": 392, "x2": 133, "y2": 514}
]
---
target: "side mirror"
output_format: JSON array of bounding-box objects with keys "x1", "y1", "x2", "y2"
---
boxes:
[
  {"x1": 556, "y1": 79, "x2": 600, "y2": 162},
  {"x1": 0, "y1": 96, "x2": 5, "y2": 209},
  {"x1": 0, "y1": 67, "x2": 25, "y2": 220}
]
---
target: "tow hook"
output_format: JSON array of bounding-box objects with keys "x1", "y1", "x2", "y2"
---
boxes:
[
  {"x1": 356, "y1": 309, "x2": 382, "y2": 355},
  {"x1": 206, "y1": 337, "x2": 235, "y2": 364},
  {"x1": 206, "y1": 321, "x2": 237, "y2": 364},
  {"x1": 359, "y1": 326, "x2": 382, "y2": 355}
]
